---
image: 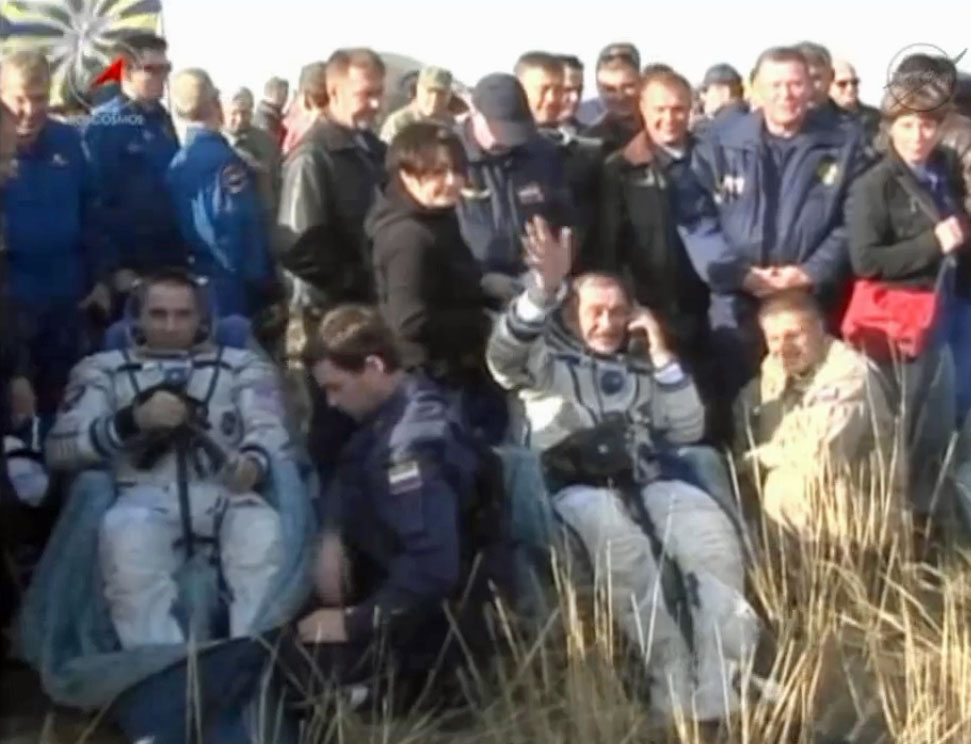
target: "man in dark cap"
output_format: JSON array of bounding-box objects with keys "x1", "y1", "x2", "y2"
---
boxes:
[
  {"x1": 694, "y1": 63, "x2": 749, "y2": 137},
  {"x1": 455, "y1": 72, "x2": 572, "y2": 303}
]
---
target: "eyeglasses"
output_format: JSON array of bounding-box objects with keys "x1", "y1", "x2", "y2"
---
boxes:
[
  {"x1": 835, "y1": 78, "x2": 860, "y2": 88},
  {"x1": 138, "y1": 63, "x2": 172, "y2": 76}
]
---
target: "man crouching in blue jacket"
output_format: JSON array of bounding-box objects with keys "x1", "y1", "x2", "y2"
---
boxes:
[
  {"x1": 282, "y1": 305, "x2": 509, "y2": 711},
  {"x1": 167, "y1": 69, "x2": 280, "y2": 323},
  {"x1": 674, "y1": 45, "x2": 867, "y2": 433}
]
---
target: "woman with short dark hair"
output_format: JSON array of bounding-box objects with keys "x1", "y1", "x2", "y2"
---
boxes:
[{"x1": 366, "y1": 122, "x2": 504, "y2": 441}]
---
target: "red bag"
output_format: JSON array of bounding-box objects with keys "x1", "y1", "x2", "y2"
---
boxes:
[{"x1": 840, "y1": 279, "x2": 939, "y2": 361}]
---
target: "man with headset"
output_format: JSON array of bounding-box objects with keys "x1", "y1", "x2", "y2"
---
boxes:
[{"x1": 45, "y1": 268, "x2": 291, "y2": 648}]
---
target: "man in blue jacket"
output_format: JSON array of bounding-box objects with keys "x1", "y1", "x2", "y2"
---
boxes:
[
  {"x1": 675, "y1": 46, "x2": 867, "y2": 410},
  {"x1": 456, "y1": 73, "x2": 573, "y2": 304},
  {"x1": 167, "y1": 68, "x2": 276, "y2": 320},
  {"x1": 0, "y1": 51, "x2": 110, "y2": 416},
  {"x1": 83, "y1": 32, "x2": 183, "y2": 295},
  {"x1": 290, "y1": 305, "x2": 506, "y2": 702}
]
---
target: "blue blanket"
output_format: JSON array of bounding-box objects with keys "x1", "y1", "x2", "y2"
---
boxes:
[{"x1": 17, "y1": 458, "x2": 315, "y2": 710}]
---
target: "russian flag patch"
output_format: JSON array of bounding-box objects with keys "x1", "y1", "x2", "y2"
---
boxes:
[{"x1": 388, "y1": 459, "x2": 423, "y2": 495}]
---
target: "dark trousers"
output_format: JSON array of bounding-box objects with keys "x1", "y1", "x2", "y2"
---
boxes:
[
  {"x1": 11, "y1": 301, "x2": 89, "y2": 417},
  {"x1": 112, "y1": 637, "x2": 292, "y2": 744}
]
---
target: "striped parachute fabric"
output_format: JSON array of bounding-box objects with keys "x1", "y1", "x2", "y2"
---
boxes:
[{"x1": 0, "y1": 0, "x2": 162, "y2": 107}]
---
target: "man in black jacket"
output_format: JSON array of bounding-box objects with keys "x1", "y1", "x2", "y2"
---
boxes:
[
  {"x1": 275, "y1": 49, "x2": 387, "y2": 332},
  {"x1": 598, "y1": 69, "x2": 715, "y2": 434},
  {"x1": 275, "y1": 50, "x2": 387, "y2": 479},
  {"x1": 598, "y1": 70, "x2": 709, "y2": 353}
]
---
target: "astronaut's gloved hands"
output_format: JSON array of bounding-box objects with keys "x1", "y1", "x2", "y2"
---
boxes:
[
  {"x1": 221, "y1": 451, "x2": 266, "y2": 493},
  {"x1": 133, "y1": 390, "x2": 190, "y2": 432}
]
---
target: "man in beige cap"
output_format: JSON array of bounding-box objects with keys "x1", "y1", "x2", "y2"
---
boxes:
[{"x1": 380, "y1": 65, "x2": 454, "y2": 143}]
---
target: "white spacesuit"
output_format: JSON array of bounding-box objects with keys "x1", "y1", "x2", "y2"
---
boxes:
[
  {"x1": 46, "y1": 343, "x2": 291, "y2": 648},
  {"x1": 487, "y1": 287, "x2": 760, "y2": 721}
]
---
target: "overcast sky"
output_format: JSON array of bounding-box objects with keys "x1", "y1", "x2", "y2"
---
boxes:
[{"x1": 162, "y1": 0, "x2": 969, "y2": 106}]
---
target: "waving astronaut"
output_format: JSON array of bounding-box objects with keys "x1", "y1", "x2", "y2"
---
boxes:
[
  {"x1": 46, "y1": 269, "x2": 290, "y2": 649},
  {"x1": 486, "y1": 216, "x2": 762, "y2": 723}
]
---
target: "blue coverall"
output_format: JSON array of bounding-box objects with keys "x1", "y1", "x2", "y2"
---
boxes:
[
  {"x1": 82, "y1": 94, "x2": 183, "y2": 274},
  {"x1": 167, "y1": 127, "x2": 273, "y2": 317},
  {"x1": 1, "y1": 119, "x2": 107, "y2": 413}
]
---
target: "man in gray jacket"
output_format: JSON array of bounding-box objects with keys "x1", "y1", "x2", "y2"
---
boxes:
[{"x1": 486, "y1": 216, "x2": 760, "y2": 724}]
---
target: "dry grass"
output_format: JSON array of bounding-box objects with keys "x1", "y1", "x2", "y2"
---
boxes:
[
  {"x1": 21, "y1": 369, "x2": 971, "y2": 744},
  {"x1": 279, "y1": 444, "x2": 971, "y2": 744}
]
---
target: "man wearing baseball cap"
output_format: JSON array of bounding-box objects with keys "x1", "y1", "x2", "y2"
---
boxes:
[
  {"x1": 455, "y1": 72, "x2": 572, "y2": 303},
  {"x1": 694, "y1": 63, "x2": 749, "y2": 137},
  {"x1": 380, "y1": 65, "x2": 454, "y2": 143}
]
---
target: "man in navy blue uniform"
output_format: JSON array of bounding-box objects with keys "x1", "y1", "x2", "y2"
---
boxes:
[
  {"x1": 83, "y1": 32, "x2": 183, "y2": 295},
  {"x1": 0, "y1": 51, "x2": 110, "y2": 417},
  {"x1": 674, "y1": 46, "x2": 867, "y2": 415},
  {"x1": 456, "y1": 73, "x2": 573, "y2": 305},
  {"x1": 289, "y1": 305, "x2": 504, "y2": 700},
  {"x1": 167, "y1": 68, "x2": 277, "y2": 320}
]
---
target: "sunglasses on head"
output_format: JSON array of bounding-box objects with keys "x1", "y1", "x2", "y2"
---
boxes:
[
  {"x1": 835, "y1": 78, "x2": 860, "y2": 88},
  {"x1": 599, "y1": 48, "x2": 638, "y2": 65}
]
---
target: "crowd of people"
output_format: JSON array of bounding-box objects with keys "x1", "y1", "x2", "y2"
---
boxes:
[{"x1": 2, "y1": 29, "x2": 971, "y2": 743}]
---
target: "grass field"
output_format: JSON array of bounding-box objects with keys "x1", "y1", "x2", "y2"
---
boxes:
[
  {"x1": 271, "y1": 457, "x2": 971, "y2": 744},
  {"x1": 5, "y1": 367, "x2": 970, "y2": 744}
]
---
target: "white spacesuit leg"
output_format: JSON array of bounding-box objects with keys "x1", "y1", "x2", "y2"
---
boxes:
[
  {"x1": 99, "y1": 490, "x2": 185, "y2": 648},
  {"x1": 219, "y1": 493, "x2": 284, "y2": 637},
  {"x1": 640, "y1": 480, "x2": 761, "y2": 721},
  {"x1": 553, "y1": 485, "x2": 695, "y2": 717}
]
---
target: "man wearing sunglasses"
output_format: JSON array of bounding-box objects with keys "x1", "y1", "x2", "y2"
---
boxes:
[
  {"x1": 83, "y1": 32, "x2": 184, "y2": 310},
  {"x1": 583, "y1": 44, "x2": 643, "y2": 154},
  {"x1": 829, "y1": 60, "x2": 880, "y2": 143}
]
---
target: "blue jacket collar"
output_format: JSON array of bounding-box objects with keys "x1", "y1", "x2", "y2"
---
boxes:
[{"x1": 719, "y1": 109, "x2": 848, "y2": 149}]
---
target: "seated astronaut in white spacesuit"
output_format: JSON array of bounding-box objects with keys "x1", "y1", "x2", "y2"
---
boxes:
[
  {"x1": 46, "y1": 269, "x2": 291, "y2": 649},
  {"x1": 486, "y1": 217, "x2": 760, "y2": 723}
]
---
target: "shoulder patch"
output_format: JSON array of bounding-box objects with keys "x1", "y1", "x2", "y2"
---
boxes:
[
  {"x1": 388, "y1": 458, "x2": 423, "y2": 495},
  {"x1": 222, "y1": 163, "x2": 249, "y2": 194},
  {"x1": 516, "y1": 182, "x2": 545, "y2": 205}
]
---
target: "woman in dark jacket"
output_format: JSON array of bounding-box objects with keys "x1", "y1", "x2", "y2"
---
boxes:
[
  {"x1": 365, "y1": 122, "x2": 503, "y2": 440},
  {"x1": 846, "y1": 81, "x2": 970, "y2": 517}
]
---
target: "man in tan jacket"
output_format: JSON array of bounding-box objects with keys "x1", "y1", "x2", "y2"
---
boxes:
[{"x1": 735, "y1": 290, "x2": 900, "y2": 539}]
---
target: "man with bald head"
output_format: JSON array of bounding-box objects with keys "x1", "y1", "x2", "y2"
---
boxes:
[
  {"x1": 166, "y1": 69, "x2": 278, "y2": 320},
  {"x1": 829, "y1": 59, "x2": 880, "y2": 142}
]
